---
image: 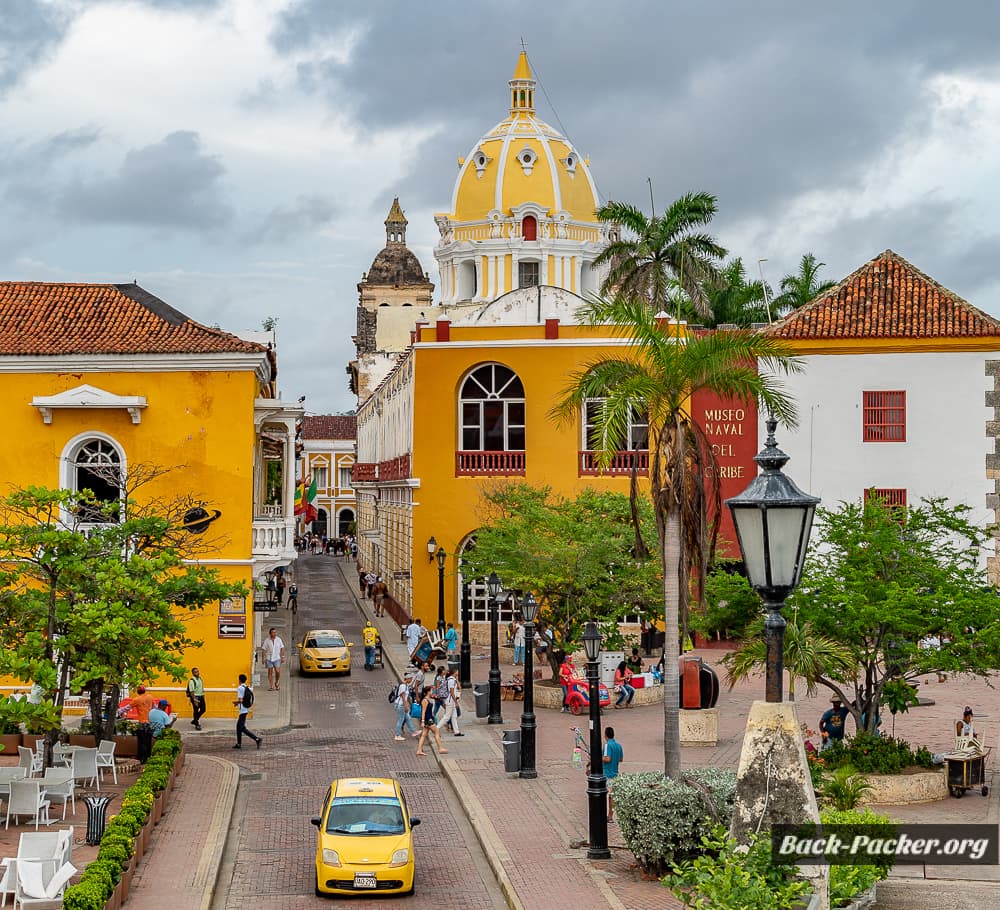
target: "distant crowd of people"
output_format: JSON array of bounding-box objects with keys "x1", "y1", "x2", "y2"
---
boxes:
[{"x1": 296, "y1": 532, "x2": 357, "y2": 557}]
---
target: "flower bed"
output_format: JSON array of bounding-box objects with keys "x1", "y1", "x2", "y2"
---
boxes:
[{"x1": 63, "y1": 729, "x2": 184, "y2": 910}]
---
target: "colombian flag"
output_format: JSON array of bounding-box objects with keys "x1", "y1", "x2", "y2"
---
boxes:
[{"x1": 295, "y1": 477, "x2": 318, "y2": 520}]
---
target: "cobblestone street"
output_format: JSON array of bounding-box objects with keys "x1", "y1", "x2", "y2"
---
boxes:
[{"x1": 198, "y1": 555, "x2": 506, "y2": 908}]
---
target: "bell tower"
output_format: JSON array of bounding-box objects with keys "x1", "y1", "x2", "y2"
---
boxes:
[{"x1": 385, "y1": 196, "x2": 407, "y2": 244}]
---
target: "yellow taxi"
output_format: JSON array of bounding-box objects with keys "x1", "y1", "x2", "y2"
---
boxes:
[
  {"x1": 311, "y1": 777, "x2": 420, "y2": 896},
  {"x1": 298, "y1": 630, "x2": 353, "y2": 676}
]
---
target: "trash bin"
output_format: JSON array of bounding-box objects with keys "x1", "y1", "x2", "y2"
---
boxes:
[
  {"x1": 474, "y1": 684, "x2": 489, "y2": 719},
  {"x1": 501, "y1": 729, "x2": 521, "y2": 773},
  {"x1": 84, "y1": 795, "x2": 112, "y2": 845},
  {"x1": 137, "y1": 723, "x2": 153, "y2": 762}
]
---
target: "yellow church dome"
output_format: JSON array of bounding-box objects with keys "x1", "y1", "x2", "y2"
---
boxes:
[{"x1": 445, "y1": 52, "x2": 601, "y2": 228}]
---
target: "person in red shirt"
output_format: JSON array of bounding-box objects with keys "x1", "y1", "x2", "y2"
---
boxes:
[
  {"x1": 131, "y1": 685, "x2": 154, "y2": 723},
  {"x1": 559, "y1": 655, "x2": 576, "y2": 714}
]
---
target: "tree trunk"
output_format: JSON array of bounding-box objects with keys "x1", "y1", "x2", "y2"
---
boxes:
[{"x1": 662, "y1": 508, "x2": 682, "y2": 779}]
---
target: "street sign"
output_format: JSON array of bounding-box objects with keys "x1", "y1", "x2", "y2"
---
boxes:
[
  {"x1": 219, "y1": 596, "x2": 246, "y2": 614},
  {"x1": 253, "y1": 600, "x2": 277, "y2": 613},
  {"x1": 392, "y1": 571, "x2": 411, "y2": 580},
  {"x1": 218, "y1": 617, "x2": 246, "y2": 639}
]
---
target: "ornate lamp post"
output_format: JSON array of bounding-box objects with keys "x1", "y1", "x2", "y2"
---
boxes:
[
  {"x1": 435, "y1": 547, "x2": 447, "y2": 635},
  {"x1": 582, "y1": 621, "x2": 610, "y2": 859},
  {"x1": 519, "y1": 592, "x2": 539, "y2": 779},
  {"x1": 726, "y1": 416, "x2": 819, "y2": 703},
  {"x1": 486, "y1": 572, "x2": 504, "y2": 725}
]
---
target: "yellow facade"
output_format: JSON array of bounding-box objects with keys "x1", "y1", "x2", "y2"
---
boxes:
[{"x1": 0, "y1": 369, "x2": 266, "y2": 716}]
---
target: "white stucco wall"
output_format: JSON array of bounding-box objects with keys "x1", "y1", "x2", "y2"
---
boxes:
[{"x1": 767, "y1": 351, "x2": 991, "y2": 527}]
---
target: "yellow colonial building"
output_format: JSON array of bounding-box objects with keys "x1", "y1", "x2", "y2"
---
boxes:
[
  {"x1": 299, "y1": 415, "x2": 357, "y2": 539},
  {"x1": 0, "y1": 281, "x2": 301, "y2": 716}
]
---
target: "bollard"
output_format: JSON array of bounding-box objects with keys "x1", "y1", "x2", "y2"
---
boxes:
[
  {"x1": 501, "y1": 729, "x2": 521, "y2": 773},
  {"x1": 85, "y1": 795, "x2": 113, "y2": 845}
]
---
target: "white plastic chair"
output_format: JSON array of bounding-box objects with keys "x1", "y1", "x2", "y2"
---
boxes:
[
  {"x1": 16, "y1": 832, "x2": 60, "y2": 862},
  {"x1": 70, "y1": 749, "x2": 98, "y2": 791},
  {"x1": 5, "y1": 781, "x2": 50, "y2": 831},
  {"x1": 13, "y1": 857, "x2": 75, "y2": 907},
  {"x1": 40, "y1": 772, "x2": 74, "y2": 821},
  {"x1": 96, "y1": 740, "x2": 117, "y2": 785},
  {"x1": 15, "y1": 750, "x2": 40, "y2": 779},
  {"x1": 0, "y1": 859, "x2": 14, "y2": 908}
]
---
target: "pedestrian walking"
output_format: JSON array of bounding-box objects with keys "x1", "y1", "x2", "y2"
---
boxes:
[
  {"x1": 287, "y1": 582, "x2": 298, "y2": 613},
  {"x1": 275, "y1": 571, "x2": 286, "y2": 604},
  {"x1": 432, "y1": 665, "x2": 448, "y2": 719},
  {"x1": 513, "y1": 619, "x2": 525, "y2": 666},
  {"x1": 415, "y1": 687, "x2": 449, "y2": 757},
  {"x1": 392, "y1": 680, "x2": 417, "y2": 741},
  {"x1": 406, "y1": 617, "x2": 423, "y2": 661},
  {"x1": 438, "y1": 668, "x2": 463, "y2": 736},
  {"x1": 262, "y1": 627, "x2": 286, "y2": 691},
  {"x1": 186, "y1": 667, "x2": 206, "y2": 730},
  {"x1": 358, "y1": 567, "x2": 367, "y2": 595},
  {"x1": 364, "y1": 570, "x2": 377, "y2": 598},
  {"x1": 372, "y1": 576, "x2": 388, "y2": 617},
  {"x1": 445, "y1": 622, "x2": 458, "y2": 656},
  {"x1": 232, "y1": 674, "x2": 261, "y2": 750},
  {"x1": 363, "y1": 620, "x2": 378, "y2": 671},
  {"x1": 603, "y1": 726, "x2": 623, "y2": 820}
]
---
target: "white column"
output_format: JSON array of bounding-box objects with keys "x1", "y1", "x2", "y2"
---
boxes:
[
  {"x1": 497, "y1": 253, "x2": 506, "y2": 295},
  {"x1": 541, "y1": 247, "x2": 549, "y2": 285},
  {"x1": 512, "y1": 252, "x2": 520, "y2": 289},
  {"x1": 284, "y1": 418, "x2": 296, "y2": 521},
  {"x1": 475, "y1": 258, "x2": 483, "y2": 301}
]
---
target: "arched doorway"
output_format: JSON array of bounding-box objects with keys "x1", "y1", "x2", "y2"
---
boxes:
[
  {"x1": 337, "y1": 508, "x2": 355, "y2": 537},
  {"x1": 522, "y1": 215, "x2": 537, "y2": 241},
  {"x1": 312, "y1": 508, "x2": 328, "y2": 537}
]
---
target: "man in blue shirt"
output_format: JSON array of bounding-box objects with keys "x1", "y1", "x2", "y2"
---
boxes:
[
  {"x1": 148, "y1": 699, "x2": 175, "y2": 738},
  {"x1": 602, "y1": 726, "x2": 624, "y2": 821}
]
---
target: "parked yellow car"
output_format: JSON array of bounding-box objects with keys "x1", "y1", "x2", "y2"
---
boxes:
[
  {"x1": 311, "y1": 777, "x2": 420, "y2": 896},
  {"x1": 299, "y1": 630, "x2": 353, "y2": 676}
]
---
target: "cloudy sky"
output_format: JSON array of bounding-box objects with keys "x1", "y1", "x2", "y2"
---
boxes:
[{"x1": 3, "y1": 1, "x2": 1000, "y2": 414}]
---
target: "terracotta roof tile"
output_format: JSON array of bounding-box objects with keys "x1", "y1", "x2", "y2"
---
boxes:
[
  {"x1": 766, "y1": 250, "x2": 1000, "y2": 340},
  {"x1": 302, "y1": 415, "x2": 357, "y2": 440},
  {"x1": 0, "y1": 282, "x2": 267, "y2": 355}
]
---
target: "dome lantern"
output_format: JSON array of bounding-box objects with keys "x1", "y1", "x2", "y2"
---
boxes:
[
  {"x1": 509, "y1": 51, "x2": 535, "y2": 115},
  {"x1": 384, "y1": 196, "x2": 408, "y2": 245}
]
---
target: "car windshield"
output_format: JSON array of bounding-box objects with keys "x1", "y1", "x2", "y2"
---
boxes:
[
  {"x1": 306, "y1": 634, "x2": 345, "y2": 648},
  {"x1": 326, "y1": 797, "x2": 404, "y2": 835}
]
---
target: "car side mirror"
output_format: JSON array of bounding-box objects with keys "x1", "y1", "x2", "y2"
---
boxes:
[
  {"x1": 410, "y1": 817, "x2": 421, "y2": 827},
  {"x1": 348, "y1": 642, "x2": 355, "y2": 647},
  {"x1": 310, "y1": 817, "x2": 321, "y2": 828}
]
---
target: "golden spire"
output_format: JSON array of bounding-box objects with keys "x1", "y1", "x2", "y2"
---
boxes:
[{"x1": 509, "y1": 51, "x2": 536, "y2": 115}]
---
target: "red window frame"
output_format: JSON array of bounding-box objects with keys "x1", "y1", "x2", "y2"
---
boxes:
[
  {"x1": 864, "y1": 488, "x2": 907, "y2": 509},
  {"x1": 862, "y1": 390, "x2": 906, "y2": 442}
]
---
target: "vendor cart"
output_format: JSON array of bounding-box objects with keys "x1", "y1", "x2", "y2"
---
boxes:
[{"x1": 945, "y1": 747, "x2": 991, "y2": 798}]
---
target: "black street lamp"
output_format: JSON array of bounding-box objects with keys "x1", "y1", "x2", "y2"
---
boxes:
[
  {"x1": 486, "y1": 572, "x2": 504, "y2": 725},
  {"x1": 519, "y1": 592, "x2": 539, "y2": 779},
  {"x1": 436, "y1": 547, "x2": 447, "y2": 635},
  {"x1": 582, "y1": 621, "x2": 610, "y2": 859},
  {"x1": 726, "y1": 416, "x2": 819, "y2": 703}
]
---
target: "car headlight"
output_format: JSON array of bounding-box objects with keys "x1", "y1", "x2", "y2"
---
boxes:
[
  {"x1": 321, "y1": 848, "x2": 342, "y2": 867},
  {"x1": 389, "y1": 849, "x2": 409, "y2": 867}
]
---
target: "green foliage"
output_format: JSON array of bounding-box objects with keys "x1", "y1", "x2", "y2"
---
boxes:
[
  {"x1": 62, "y1": 879, "x2": 109, "y2": 910},
  {"x1": 0, "y1": 483, "x2": 244, "y2": 739},
  {"x1": 99, "y1": 830, "x2": 135, "y2": 860},
  {"x1": 663, "y1": 826, "x2": 810, "y2": 910},
  {"x1": 690, "y1": 565, "x2": 760, "y2": 640},
  {"x1": 792, "y1": 496, "x2": 1000, "y2": 732},
  {"x1": 881, "y1": 678, "x2": 919, "y2": 716},
  {"x1": 822, "y1": 733, "x2": 935, "y2": 775},
  {"x1": 611, "y1": 769, "x2": 737, "y2": 874},
  {"x1": 98, "y1": 840, "x2": 131, "y2": 870},
  {"x1": 464, "y1": 484, "x2": 661, "y2": 662},
  {"x1": 820, "y1": 807, "x2": 895, "y2": 886},
  {"x1": 820, "y1": 766, "x2": 875, "y2": 810}
]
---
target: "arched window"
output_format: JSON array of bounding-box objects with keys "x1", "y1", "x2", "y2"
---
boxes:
[
  {"x1": 312, "y1": 508, "x2": 328, "y2": 537},
  {"x1": 69, "y1": 436, "x2": 124, "y2": 523},
  {"x1": 580, "y1": 399, "x2": 649, "y2": 475},
  {"x1": 522, "y1": 215, "x2": 537, "y2": 241},
  {"x1": 337, "y1": 508, "x2": 355, "y2": 537},
  {"x1": 460, "y1": 364, "x2": 525, "y2": 452}
]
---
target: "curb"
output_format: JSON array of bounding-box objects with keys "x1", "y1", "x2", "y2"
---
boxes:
[
  {"x1": 193, "y1": 754, "x2": 241, "y2": 910},
  {"x1": 335, "y1": 560, "x2": 524, "y2": 910}
]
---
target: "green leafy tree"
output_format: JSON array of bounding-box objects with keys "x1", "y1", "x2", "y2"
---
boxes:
[
  {"x1": 594, "y1": 193, "x2": 727, "y2": 318},
  {"x1": 0, "y1": 482, "x2": 243, "y2": 746},
  {"x1": 703, "y1": 258, "x2": 772, "y2": 328},
  {"x1": 462, "y1": 483, "x2": 661, "y2": 677},
  {"x1": 772, "y1": 253, "x2": 836, "y2": 314},
  {"x1": 790, "y1": 495, "x2": 1000, "y2": 732},
  {"x1": 690, "y1": 563, "x2": 762, "y2": 641},
  {"x1": 552, "y1": 295, "x2": 800, "y2": 777}
]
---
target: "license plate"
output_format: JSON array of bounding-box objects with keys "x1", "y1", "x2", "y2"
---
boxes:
[
  {"x1": 354, "y1": 873, "x2": 377, "y2": 889},
  {"x1": 320, "y1": 662, "x2": 332, "y2": 668}
]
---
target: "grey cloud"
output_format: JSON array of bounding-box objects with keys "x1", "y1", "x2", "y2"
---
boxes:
[
  {"x1": 59, "y1": 131, "x2": 233, "y2": 230},
  {"x1": 243, "y1": 194, "x2": 338, "y2": 245},
  {"x1": 0, "y1": 0, "x2": 70, "y2": 95}
]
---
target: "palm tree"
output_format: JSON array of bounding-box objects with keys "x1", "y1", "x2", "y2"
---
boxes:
[
  {"x1": 551, "y1": 295, "x2": 801, "y2": 778},
  {"x1": 722, "y1": 614, "x2": 854, "y2": 702},
  {"x1": 772, "y1": 253, "x2": 836, "y2": 315},
  {"x1": 704, "y1": 258, "x2": 772, "y2": 328},
  {"x1": 594, "y1": 193, "x2": 727, "y2": 319}
]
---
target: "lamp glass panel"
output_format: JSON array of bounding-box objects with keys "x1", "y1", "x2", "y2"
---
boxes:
[
  {"x1": 764, "y1": 506, "x2": 809, "y2": 587},
  {"x1": 522, "y1": 595, "x2": 538, "y2": 623},
  {"x1": 794, "y1": 506, "x2": 817, "y2": 585},
  {"x1": 731, "y1": 507, "x2": 766, "y2": 588}
]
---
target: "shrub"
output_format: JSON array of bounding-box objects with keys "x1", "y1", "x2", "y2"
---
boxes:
[
  {"x1": 822, "y1": 732, "x2": 935, "y2": 775},
  {"x1": 62, "y1": 879, "x2": 108, "y2": 910},
  {"x1": 663, "y1": 826, "x2": 810, "y2": 910},
  {"x1": 98, "y1": 840, "x2": 131, "y2": 871},
  {"x1": 612, "y1": 769, "x2": 737, "y2": 875},
  {"x1": 81, "y1": 857, "x2": 116, "y2": 893},
  {"x1": 820, "y1": 807, "x2": 895, "y2": 880},
  {"x1": 100, "y1": 831, "x2": 135, "y2": 859},
  {"x1": 820, "y1": 767, "x2": 875, "y2": 810}
]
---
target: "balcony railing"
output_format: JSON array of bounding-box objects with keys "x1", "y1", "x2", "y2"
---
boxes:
[
  {"x1": 353, "y1": 463, "x2": 377, "y2": 483},
  {"x1": 578, "y1": 450, "x2": 649, "y2": 476},
  {"x1": 259, "y1": 504, "x2": 283, "y2": 518},
  {"x1": 379, "y1": 454, "x2": 411, "y2": 481},
  {"x1": 456, "y1": 451, "x2": 526, "y2": 476},
  {"x1": 252, "y1": 517, "x2": 296, "y2": 556}
]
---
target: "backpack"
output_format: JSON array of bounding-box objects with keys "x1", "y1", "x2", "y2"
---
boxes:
[
  {"x1": 388, "y1": 685, "x2": 399, "y2": 704},
  {"x1": 242, "y1": 686, "x2": 254, "y2": 708}
]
